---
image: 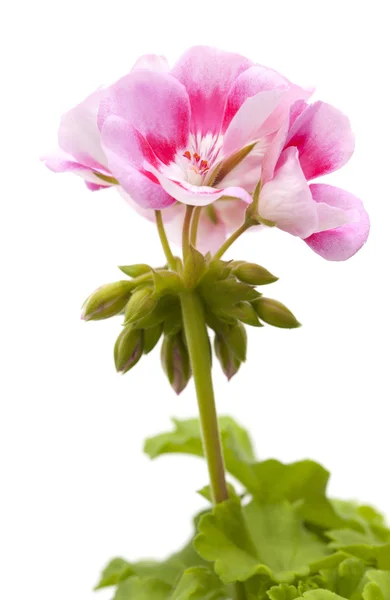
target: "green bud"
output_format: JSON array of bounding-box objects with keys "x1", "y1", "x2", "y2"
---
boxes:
[
  {"x1": 114, "y1": 326, "x2": 143, "y2": 373},
  {"x1": 161, "y1": 333, "x2": 191, "y2": 395},
  {"x1": 200, "y1": 259, "x2": 232, "y2": 286},
  {"x1": 253, "y1": 297, "x2": 301, "y2": 329},
  {"x1": 234, "y1": 262, "x2": 278, "y2": 286},
  {"x1": 163, "y1": 305, "x2": 183, "y2": 336},
  {"x1": 217, "y1": 301, "x2": 262, "y2": 327},
  {"x1": 214, "y1": 334, "x2": 241, "y2": 380},
  {"x1": 200, "y1": 278, "x2": 259, "y2": 310},
  {"x1": 225, "y1": 321, "x2": 247, "y2": 362},
  {"x1": 153, "y1": 270, "x2": 184, "y2": 296},
  {"x1": 124, "y1": 287, "x2": 156, "y2": 324},
  {"x1": 119, "y1": 264, "x2": 151, "y2": 277},
  {"x1": 143, "y1": 324, "x2": 163, "y2": 355},
  {"x1": 183, "y1": 245, "x2": 206, "y2": 288},
  {"x1": 81, "y1": 281, "x2": 133, "y2": 321}
]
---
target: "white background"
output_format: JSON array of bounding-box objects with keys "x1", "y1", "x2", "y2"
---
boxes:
[{"x1": 1, "y1": 1, "x2": 389, "y2": 599}]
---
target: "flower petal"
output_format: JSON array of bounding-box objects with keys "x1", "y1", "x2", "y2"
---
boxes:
[
  {"x1": 170, "y1": 45, "x2": 252, "y2": 136},
  {"x1": 98, "y1": 70, "x2": 190, "y2": 164},
  {"x1": 258, "y1": 147, "x2": 318, "y2": 238},
  {"x1": 131, "y1": 54, "x2": 169, "y2": 72},
  {"x1": 222, "y1": 90, "x2": 285, "y2": 158},
  {"x1": 304, "y1": 184, "x2": 370, "y2": 260},
  {"x1": 42, "y1": 148, "x2": 111, "y2": 186},
  {"x1": 222, "y1": 64, "x2": 291, "y2": 131},
  {"x1": 285, "y1": 101, "x2": 355, "y2": 180},
  {"x1": 146, "y1": 163, "x2": 253, "y2": 207},
  {"x1": 101, "y1": 117, "x2": 174, "y2": 209},
  {"x1": 58, "y1": 89, "x2": 108, "y2": 171}
]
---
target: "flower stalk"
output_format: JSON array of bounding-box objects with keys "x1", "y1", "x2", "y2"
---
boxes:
[{"x1": 180, "y1": 290, "x2": 229, "y2": 504}]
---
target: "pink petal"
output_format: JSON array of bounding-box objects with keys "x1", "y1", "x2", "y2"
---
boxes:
[
  {"x1": 304, "y1": 184, "x2": 370, "y2": 260},
  {"x1": 170, "y1": 45, "x2": 252, "y2": 136},
  {"x1": 285, "y1": 101, "x2": 355, "y2": 180},
  {"x1": 42, "y1": 148, "x2": 111, "y2": 186},
  {"x1": 259, "y1": 147, "x2": 318, "y2": 238},
  {"x1": 98, "y1": 70, "x2": 190, "y2": 164},
  {"x1": 222, "y1": 90, "x2": 285, "y2": 158},
  {"x1": 58, "y1": 89, "x2": 108, "y2": 172},
  {"x1": 146, "y1": 163, "x2": 253, "y2": 207},
  {"x1": 222, "y1": 64, "x2": 291, "y2": 131},
  {"x1": 131, "y1": 54, "x2": 169, "y2": 72},
  {"x1": 101, "y1": 117, "x2": 174, "y2": 209}
]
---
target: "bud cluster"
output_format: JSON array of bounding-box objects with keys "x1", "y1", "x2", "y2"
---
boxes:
[{"x1": 81, "y1": 251, "x2": 300, "y2": 392}]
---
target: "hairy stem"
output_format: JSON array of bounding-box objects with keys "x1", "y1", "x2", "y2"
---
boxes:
[
  {"x1": 190, "y1": 206, "x2": 202, "y2": 248},
  {"x1": 155, "y1": 210, "x2": 176, "y2": 270},
  {"x1": 180, "y1": 292, "x2": 229, "y2": 504},
  {"x1": 212, "y1": 220, "x2": 254, "y2": 260},
  {"x1": 182, "y1": 205, "x2": 194, "y2": 261}
]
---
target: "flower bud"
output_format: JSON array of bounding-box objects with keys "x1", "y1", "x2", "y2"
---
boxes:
[
  {"x1": 124, "y1": 287, "x2": 156, "y2": 324},
  {"x1": 81, "y1": 281, "x2": 133, "y2": 321},
  {"x1": 143, "y1": 323, "x2": 163, "y2": 355},
  {"x1": 214, "y1": 334, "x2": 241, "y2": 380},
  {"x1": 217, "y1": 301, "x2": 262, "y2": 327},
  {"x1": 234, "y1": 262, "x2": 278, "y2": 286},
  {"x1": 119, "y1": 264, "x2": 151, "y2": 277},
  {"x1": 253, "y1": 297, "x2": 301, "y2": 329},
  {"x1": 225, "y1": 321, "x2": 247, "y2": 362},
  {"x1": 114, "y1": 326, "x2": 143, "y2": 373},
  {"x1": 161, "y1": 333, "x2": 191, "y2": 395}
]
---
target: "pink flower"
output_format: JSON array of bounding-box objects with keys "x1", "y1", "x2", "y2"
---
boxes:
[
  {"x1": 98, "y1": 46, "x2": 311, "y2": 209},
  {"x1": 43, "y1": 46, "x2": 369, "y2": 261}
]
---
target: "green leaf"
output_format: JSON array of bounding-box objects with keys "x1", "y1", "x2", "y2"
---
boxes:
[
  {"x1": 112, "y1": 567, "x2": 227, "y2": 600},
  {"x1": 363, "y1": 571, "x2": 390, "y2": 600},
  {"x1": 302, "y1": 591, "x2": 346, "y2": 600},
  {"x1": 171, "y1": 567, "x2": 227, "y2": 599},
  {"x1": 144, "y1": 417, "x2": 255, "y2": 465},
  {"x1": 327, "y1": 530, "x2": 390, "y2": 569},
  {"x1": 144, "y1": 417, "x2": 343, "y2": 531},
  {"x1": 267, "y1": 583, "x2": 300, "y2": 600},
  {"x1": 95, "y1": 557, "x2": 136, "y2": 589},
  {"x1": 320, "y1": 557, "x2": 368, "y2": 600},
  {"x1": 114, "y1": 577, "x2": 171, "y2": 600},
  {"x1": 194, "y1": 500, "x2": 329, "y2": 584}
]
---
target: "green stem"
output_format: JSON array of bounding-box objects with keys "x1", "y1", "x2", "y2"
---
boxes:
[
  {"x1": 235, "y1": 582, "x2": 247, "y2": 600},
  {"x1": 213, "y1": 220, "x2": 254, "y2": 260},
  {"x1": 155, "y1": 210, "x2": 176, "y2": 270},
  {"x1": 182, "y1": 205, "x2": 194, "y2": 261},
  {"x1": 180, "y1": 292, "x2": 229, "y2": 504},
  {"x1": 190, "y1": 206, "x2": 202, "y2": 247}
]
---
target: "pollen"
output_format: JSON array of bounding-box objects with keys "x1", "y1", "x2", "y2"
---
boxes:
[{"x1": 183, "y1": 150, "x2": 191, "y2": 160}]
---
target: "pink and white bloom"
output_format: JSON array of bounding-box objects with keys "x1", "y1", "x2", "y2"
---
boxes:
[
  {"x1": 98, "y1": 46, "x2": 311, "y2": 209},
  {"x1": 43, "y1": 45, "x2": 369, "y2": 260}
]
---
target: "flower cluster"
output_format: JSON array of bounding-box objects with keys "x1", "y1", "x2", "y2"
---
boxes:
[{"x1": 43, "y1": 46, "x2": 369, "y2": 261}]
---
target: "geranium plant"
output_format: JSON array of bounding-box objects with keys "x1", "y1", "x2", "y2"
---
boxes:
[{"x1": 43, "y1": 46, "x2": 389, "y2": 600}]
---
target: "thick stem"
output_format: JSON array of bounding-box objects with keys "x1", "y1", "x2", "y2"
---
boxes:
[
  {"x1": 180, "y1": 291, "x2": 229, "y2": 504},
  {"x1": 155, "y1": 210, "x2": 176, "y2": 270},
  {"x1": 182, "y1": 205, "x2": 194, "y2": 261}
]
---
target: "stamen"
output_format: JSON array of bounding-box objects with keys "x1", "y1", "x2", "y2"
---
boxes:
[
  {"x1": 200, "y1": 159, "x2": 208, "y2": 171},
  {"x1": 193, "y1": 152, "x2": 200, "y2": 162},
  {"x1": 183, "y1": 151, "x2": 191, "y2": 160}
]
